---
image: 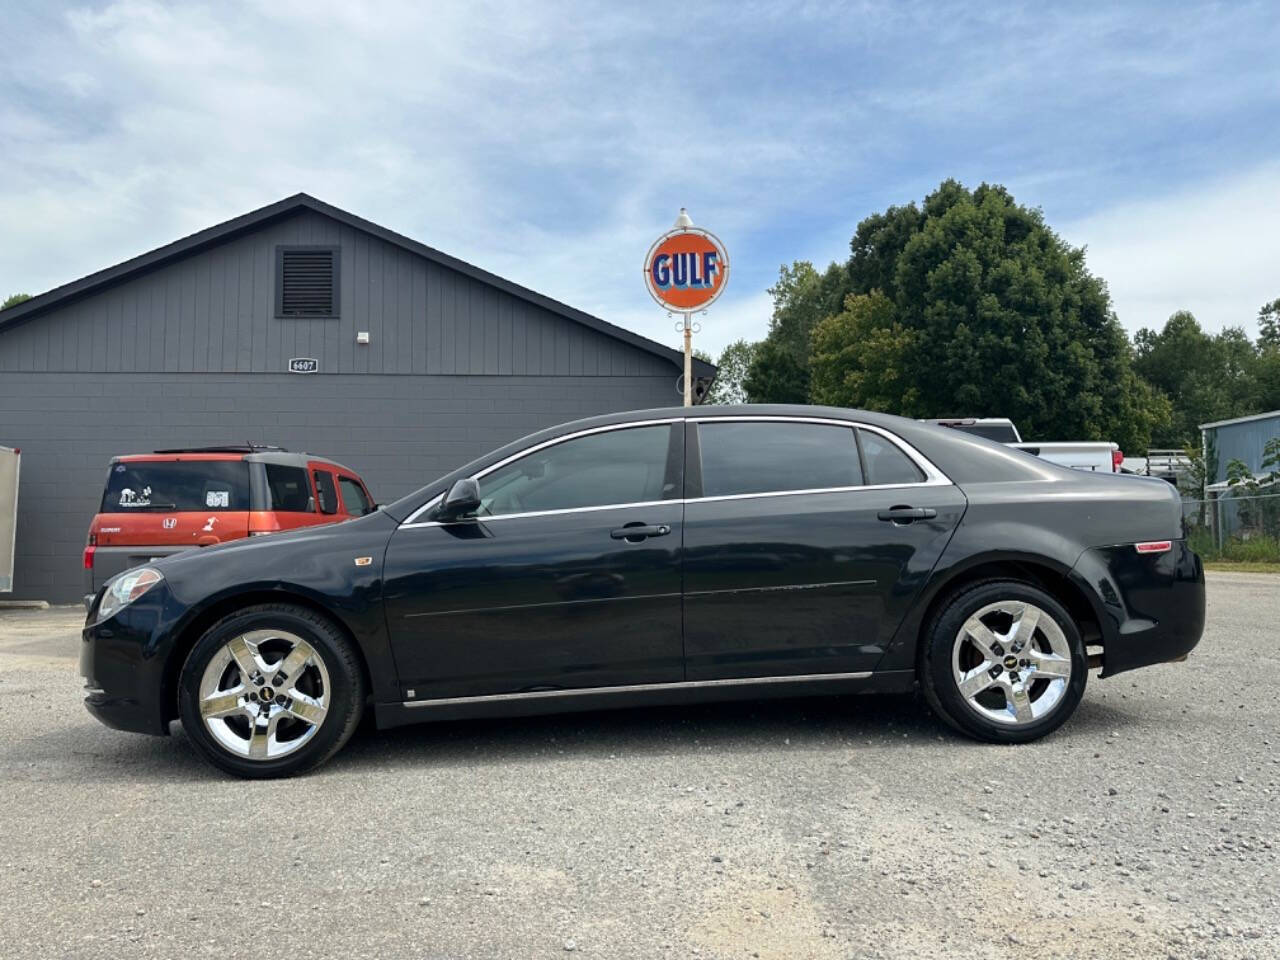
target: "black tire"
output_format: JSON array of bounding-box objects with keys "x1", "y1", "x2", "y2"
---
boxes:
[
  {"x1": 177, "y1": 603, "x2": 365, "y2": 778},
  {"x1": 920, "y1": 580, "x2": 1087, "y2": 743}
]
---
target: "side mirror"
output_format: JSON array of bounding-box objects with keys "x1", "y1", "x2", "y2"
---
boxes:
[{"x1": 438, "y1": 478, "x2": 481, "y2": 521}]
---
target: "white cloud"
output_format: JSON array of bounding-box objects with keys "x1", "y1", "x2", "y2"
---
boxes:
[
  {"x1": 1060, "y1": 163, "x2": 1280, "y2": 337},
  {"x1": 2, "y1": 0, "x2": 1278, "y2": 365}
]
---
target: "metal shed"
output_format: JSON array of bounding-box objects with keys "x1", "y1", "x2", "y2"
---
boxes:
[
  {"x1": 0, "y1": 194, "x2": 715, "y2": 601},
  {"x1": 1199, "y1": 410, "x2": 1280, "y2": 485}
]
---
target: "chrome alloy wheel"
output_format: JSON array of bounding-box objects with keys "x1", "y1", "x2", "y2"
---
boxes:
[
  {"x1": 950, "y1": 601, "x2": 1073, "y2": 726},
  {"x1": 197, "y1": 629, "x2": 330, "y2": 760}
]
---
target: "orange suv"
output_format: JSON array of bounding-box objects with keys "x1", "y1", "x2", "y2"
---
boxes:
[{"x1": 84, "y1": 445, "x2": 375, "y2": 603}]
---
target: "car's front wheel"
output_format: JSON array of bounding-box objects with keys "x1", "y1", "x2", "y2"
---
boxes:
[
  {"x1": 920, "y1": 581, "x2": 1087, "y2": 743},
  {"x1": 177, "y1": 604, "x2": 365, "y2": 778}
]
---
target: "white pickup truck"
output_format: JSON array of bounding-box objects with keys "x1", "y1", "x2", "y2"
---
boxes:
[{"x1": 928, "y1": 418, "x2": 1123, "y2": 473}]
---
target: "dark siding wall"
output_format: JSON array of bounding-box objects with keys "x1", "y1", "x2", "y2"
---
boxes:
[
  {"x1": 0, "y1": 209, "x2": 675, "y2": 379},
  {"x1": 0, "y1": 372, "x2": 676, "y2": 601}
]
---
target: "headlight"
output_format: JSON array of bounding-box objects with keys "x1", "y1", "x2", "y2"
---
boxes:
[{"x1": 96, "y1": 567, "x2": 164, "y2": 622}]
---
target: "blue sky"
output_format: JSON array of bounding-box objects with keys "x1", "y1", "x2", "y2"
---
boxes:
[{"x1": 3, "y1": 1, "x2": 1279, "y2": 357}]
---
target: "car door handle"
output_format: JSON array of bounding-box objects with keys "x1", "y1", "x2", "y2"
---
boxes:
[
  {"x1": 610, "y1": 523, "x2": 671, "y2": 541},
  {"x1": 877, "y1": 506, "x2": 937, "y2": 523}
]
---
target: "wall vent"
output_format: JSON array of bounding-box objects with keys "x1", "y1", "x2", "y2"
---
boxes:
[{"x1": 276, "y1": 246, "x2": 339, "y2": 317}]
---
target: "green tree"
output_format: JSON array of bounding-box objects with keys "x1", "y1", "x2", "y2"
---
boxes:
[
  {"x1": 804, "y1": 179, "x2": 1165, "y2": 451},
  {"x1": 1133, "y1": 312, "x2": 1260, "y2": 447},
  {"x1": 742, "y1": 261, "x2": 848, "y2": 402},
  {"x1": 743, "y1": 339, "x2": 809, "y2": 403},
  {"x1": 1255, "y1": 298, "x2": 1280, "y2": 412},
  {"x1": 701, "y1": 339, "x2": 757, "y2": 405},
  {"x1": 810, "y1": 290, "x2": 921, "y2": 413},
  {"x1": 1, "y1": 293, "x2": 31, "y2": 311},
  {"x1": 1258, "y1": 298, "x2": 1280, "y2": 349}
]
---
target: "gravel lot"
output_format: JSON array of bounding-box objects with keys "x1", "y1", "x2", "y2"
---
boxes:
[{"x1": 1, "y1": 572, "x2": 1276, "y2": 960}]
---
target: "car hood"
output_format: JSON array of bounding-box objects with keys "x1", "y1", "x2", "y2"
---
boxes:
[{"x1": 147, "y1": 509, "x2": 400, "y2": 586}]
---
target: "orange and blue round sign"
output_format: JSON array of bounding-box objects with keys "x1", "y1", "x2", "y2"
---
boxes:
[{"x1": 643, "y1": 226, "x2": 730, "y2": 312}]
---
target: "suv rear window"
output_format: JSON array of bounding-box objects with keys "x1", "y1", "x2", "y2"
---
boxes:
[{"x1": 102, "y1": 461, "x2": 250, "y2": 512}]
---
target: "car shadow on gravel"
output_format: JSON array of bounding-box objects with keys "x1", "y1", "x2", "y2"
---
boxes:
[
  {"x1": 19, "y1": 690, "x2": 1145, "y2": 783},
  {"x1": 327, "y1": 691, "x2": 1147, "y2": 775}
]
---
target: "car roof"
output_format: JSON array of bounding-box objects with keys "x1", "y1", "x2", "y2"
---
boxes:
[
  {"x1": 381, "y1": 403, "x2": 1063, "y2": 521},
  {"x1": 110, "y1": 450, "x2": 361, "y2": 475}
]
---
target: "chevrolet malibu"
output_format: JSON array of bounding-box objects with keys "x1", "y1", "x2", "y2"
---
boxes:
[{"x1": 81, "y1": 406, "x2": 1205, "y2": 778}]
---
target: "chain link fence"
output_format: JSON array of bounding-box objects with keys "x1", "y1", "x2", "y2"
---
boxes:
[{"x1": 1182, "y1": 488, "x2": 1280, "y2": 562}]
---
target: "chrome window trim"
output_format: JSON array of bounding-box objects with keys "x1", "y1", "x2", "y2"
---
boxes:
[
  {"x1": 402, "y1": 670, "x2": 874, "y2": 708},
  {"x1": 401, "y1": 498, "x2": 678, "y2": 529},
  {"x1": 398, "y1": 414, "x2": 953, "y2": 529}
]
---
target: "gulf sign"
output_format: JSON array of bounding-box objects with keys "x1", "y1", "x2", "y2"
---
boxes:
[{"x1": 644, "y1": 227, "x2": 730, "y2": 312}]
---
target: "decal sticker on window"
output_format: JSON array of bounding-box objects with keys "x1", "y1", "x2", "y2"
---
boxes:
[
  {"x1": 119, "y1": 486, "x2": 152, "y2": 507},
  {"x1": 206, "y1": 490, "x2": 230, "y2": 508}
]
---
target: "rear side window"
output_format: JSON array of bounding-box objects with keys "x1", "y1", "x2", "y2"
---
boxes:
[
  {"x1": 339, "y1": 477, "x2": 374, "y2": 516},
  {"x1": 102, "y1": 461, "x2": 249, "y2": 512},
  {"x1": 265, "y1": 464, "x2": 314, "y2": 512},
  {"x1": 313, "y1": 470, "x2": 339, "y2": 515},
  {"x1": 858, "y1": 429, "x2": 926, "y2": 485},
  {"x1": 698, "y1": 422, "x2": 863, "y2": 497}
]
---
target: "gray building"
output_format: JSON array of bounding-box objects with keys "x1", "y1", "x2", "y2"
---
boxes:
[
  {"x1": 1200, "y1": 410, "x2": 1280, "y2": 487},
  {"x1": 0, "y1": 194, "x2": 714, "y2": 601}
]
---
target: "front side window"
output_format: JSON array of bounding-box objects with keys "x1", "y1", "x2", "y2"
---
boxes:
[
  {"x1": 265, "y1": 464, "x2": 315, "y2": 512},
  {"x1": 474, "y1": 425, "x2": 674, "y2": 518},
  {"x1": 698, "y1": 421, "x2": 863, "y2": 497},
  {"x1": 339, "y1": 476, "x2": 374, "y2": 516},
  {"x1": 858, "y1": 429, "x2": 926, "y2": 485}
]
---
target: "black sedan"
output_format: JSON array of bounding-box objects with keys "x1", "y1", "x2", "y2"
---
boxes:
[{"x1": 81, "y1": 406, "x2": 1205, "y2": 778}]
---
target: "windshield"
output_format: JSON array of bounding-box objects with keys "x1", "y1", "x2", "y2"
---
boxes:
[{"x1": 101, "y1": 460, "x2": 250, "y2": 512}]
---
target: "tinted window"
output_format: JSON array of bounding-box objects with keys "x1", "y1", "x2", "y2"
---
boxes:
[
  {"x1": 313, "y1": 470, "x2": 338, "y2": 515},
  {"x1": 955, "y1": 423, "x2": 1019, "y2": 443},
  {"x1": 101, "y1": 460, "x2": 249, "y2": 513},
  {"x1": 339, "y1": 476, "x2": 374, "y2": 516},
  {"x1": 265, "y1": 464, "x2": 314, "y2": 512},
  {"x1": 476, "y1": 425, "x2": 673, "y2": 517},
  {"x1": 858, "y1": 430, "x2": 926, "y2": 485},
  {"x1": 699, "y1": 422, "x2": 862, "y2": 497}
]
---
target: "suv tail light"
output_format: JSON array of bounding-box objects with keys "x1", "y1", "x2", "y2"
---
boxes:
[
  {"x1": 1112, "y1": 449, "x2": 1124, "y2": 472},
  {"x1": 83, "y1": 545, "x2": 96, "y2": 569}
]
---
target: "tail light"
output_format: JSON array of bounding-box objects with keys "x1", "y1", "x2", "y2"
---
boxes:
[
  {"x1": 83, "y1": 545, "x2": 96, "y2": 569},
  {"x1": 1135, "y1": 540, "x2": 1172, "y2": 554},
  {"x1": 1112, "y1": 449, "x2": 1124, "y2": 472}
]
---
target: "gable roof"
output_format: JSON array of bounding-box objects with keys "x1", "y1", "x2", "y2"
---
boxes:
[{"x1": 0, "y1": 192, "x2": 715, "y2": 380}]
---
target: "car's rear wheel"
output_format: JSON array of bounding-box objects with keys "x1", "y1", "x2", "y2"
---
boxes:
[
  {"x1": 177, "y1": 604, "x2": 365, "y2": 778},
  {"x1": 920, "y1": 581, "x2": 1087, "y2": 743}
]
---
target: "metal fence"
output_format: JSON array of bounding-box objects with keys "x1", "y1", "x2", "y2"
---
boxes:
[{"x1": 1182, "y1": 489, "x2": 1280, "y2": 561}]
